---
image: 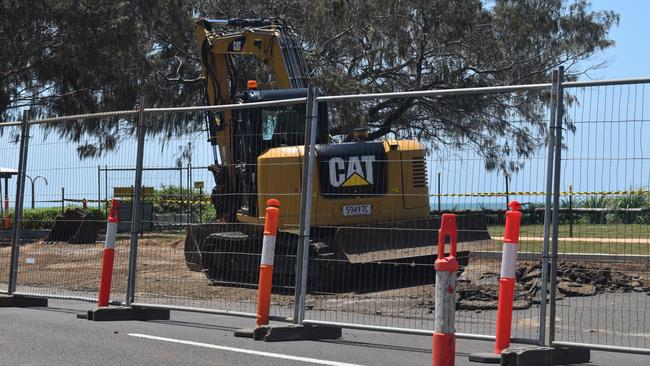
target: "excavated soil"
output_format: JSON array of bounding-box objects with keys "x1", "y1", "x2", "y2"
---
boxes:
[
  {"x1": 450, "y1": 259, "x2": 650, "y2": 311},
  {"x1": 0, "y1": 233, "x2": 261, "y2": 303}
]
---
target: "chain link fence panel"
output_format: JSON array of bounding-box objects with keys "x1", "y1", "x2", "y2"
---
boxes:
[
  {"x1": 12, "y1": 118, "x2": 137, "y2": 303},
  {"x1": 131, "y1": 102, "x2": 307, "y2": 321},
  {"x1": 3, "y1": 76, "x2": 649, "y2": 355},
  {"x1": 0, "y1": 123, "x2": 22, "y2": 294},
  {"x1": 302, "y1": 88, "x2": 553, "y2": 342},
  {"x1": 553, "y1": 81, "x2": 650, "y2": 351}
]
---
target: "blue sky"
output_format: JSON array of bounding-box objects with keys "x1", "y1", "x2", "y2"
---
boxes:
[
  {"x1": 1, "y1": 1, "x2": 648, "y2": 210},
  {"x1": 580, "y1": 0, "x2": 648, "y2": 79},
  {"x1": 436, "y1": 1, "x2": 650, "y2": 209}
]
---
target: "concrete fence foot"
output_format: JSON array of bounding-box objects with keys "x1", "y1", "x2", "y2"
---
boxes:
[
  {"x1": 234, "y1": 324, "x2": 342, "y2": 342},
  {"x1": 470, "y1": 346, "x2": 590, "y2": 366},
  {"x1": 0, "y1": 295, "x2": 48, "y2": 307},
  {"x1": 233, "y1": 327, "x2": 269, "y2": 339},
  {"x1": 468, "y1": 352, "x2": 501, "y2": 364},
  {"x1": 79, "y1": 306, "x2": 170, "y2": 321}
]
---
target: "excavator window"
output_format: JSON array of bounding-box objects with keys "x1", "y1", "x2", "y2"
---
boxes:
[
  {"x1": 261, "y1": 110, "x2": 277, "y2": 141},
  {"x1": 260, "y1": 106, "x2": 305, "y2": 145},
  {"x1": 238, "y1": 88, "x2": 329, "y2": 146}
]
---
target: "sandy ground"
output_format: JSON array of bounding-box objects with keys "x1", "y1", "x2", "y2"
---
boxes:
[
  {"x1": 1, "y1": 232, "x2": 648, "y2": 348},
  {"x1": 0, "y1": 233, "x2": 491, "y2": 311},
  {"x1": 0, "y1": 232, "x2": 647, "y2": 323},
  {"x1": 0, "y1": 233, "x2": 260, "y2": 303}
]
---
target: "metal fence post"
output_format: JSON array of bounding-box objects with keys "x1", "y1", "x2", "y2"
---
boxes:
[
  {"x1": 104, "y1": 164, "x2": 108, "y2": 215},
  {"x1": 97, "y1": 165, "x2": 101, "y2": 209},
  {"x1": 8, "y1": 110, "x2": 31, "y2": 294},
  {"x1": 568, "y1": 184, "x2": 573, "y2": 238},
  {"x1": 293, "y1": 87, "x2": 319, "y2": 324},
  {"x1": 504, "y1": 172, "x2": 510, "y2": 210},
  {"x1": 188, "y1": 163, "x2": 192, "y2": 223},
  {"x1": 539, "y1": 69, "x2": 559, "y2": 346},
  {"x1": 178, "y1": 167, "x2": 183, "y2": 225},
  {"x1": 437, "y1": 171, "x2": 442, "y2": 212},
  {"x1": 126, "y1": 98, "x2": 146, "y2": 306},
  {"x1": 549, "y1": 66, "x2": 565, "y2": 344}
]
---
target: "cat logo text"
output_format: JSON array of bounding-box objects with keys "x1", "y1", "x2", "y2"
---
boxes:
[{"x1": 328, "y1": 156, "x2": 375, "y2": 187}]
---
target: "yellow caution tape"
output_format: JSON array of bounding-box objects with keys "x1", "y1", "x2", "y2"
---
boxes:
[
  {"x1": 430, "y1": 190, "x2": 650, "y2": 197},
  {"x1": 67, "y1": 189, "x2": 650, "y2": 205},
  {"x1": 120, "y1": 196, "x2": 212, "y2": 204}
]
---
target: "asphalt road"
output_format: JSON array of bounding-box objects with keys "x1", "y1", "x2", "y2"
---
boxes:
[{"x1": 0, "y1": 299, "x2": 648, "y2": 366}]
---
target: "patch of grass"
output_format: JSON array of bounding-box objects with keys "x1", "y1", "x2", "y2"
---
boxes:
[
  {"x1": 486, "y1": 223, "x2": 650, "y2": 255},
  {"x1": 517, "y1": 240, "x2": 650, "y2": 255},
  {"x1": 7, "y1": 207, "x2": 106, "y2": 230},
  {"x1": 488, "y1": 224, "x2": 650, "y2": 239}
]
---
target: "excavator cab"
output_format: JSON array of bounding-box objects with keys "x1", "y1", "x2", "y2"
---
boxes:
[
  {"x1": 235, "y1": 87, "x2": 329, "y2": 148},
  {"x1": 229, "y1": 87, "x2": 329, "y2": 218}
]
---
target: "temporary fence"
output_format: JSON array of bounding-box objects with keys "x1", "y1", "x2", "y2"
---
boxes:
[
  {"x1": 2, "y1": 112, "x2": 137, "y2": 304},
  {"x1": 127, "y1": 98, "x2": 306, "y2": 321},
  {"x1": 0, "y1": 118, "x2": 21, "y2": 294},
  {"x1": 297, "y1": 79, "x2": 556, "y2": 344},
  {"x1": 551, "y1": 73, "x2": 650, "y2": 353},
  {"x1": 1, "y1": 70, "x2": 649, "y2": 355}
]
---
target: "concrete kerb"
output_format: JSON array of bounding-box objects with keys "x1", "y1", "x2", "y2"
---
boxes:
[{"x1": 0, "y1": 294, "x2": 48, "y2": 307}]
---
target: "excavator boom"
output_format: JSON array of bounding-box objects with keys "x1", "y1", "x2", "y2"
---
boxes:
[{"x1": 195, "y1": 18, "x2": 310, "y2": 220}]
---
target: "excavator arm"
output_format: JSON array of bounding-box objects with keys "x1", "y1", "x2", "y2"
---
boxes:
[{"x1": 195, "y1": 18, "x2": 309, "y2": 220}]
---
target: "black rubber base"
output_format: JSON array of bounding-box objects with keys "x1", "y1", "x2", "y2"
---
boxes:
[
  {"x1": 80, "y1": 306, "x2": 170, "y2": 321},
  {"x1": 497, "y1": 346, "x2": 590, "y2": 366},
  {"x1": 468, "y1": 352, "x2": 501, "y2": 364},
  {"x1": 0, "y1": 295, "x2": 48, "y2": 307},
  {"x1": 234, "y1": 324, "x2": 342, "y2": 342}
]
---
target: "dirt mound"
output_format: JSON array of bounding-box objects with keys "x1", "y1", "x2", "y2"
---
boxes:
[
  {"x1": 452, "y1": 260, "x2": 650, "y2": 311},
  {"x1": 456, "y1": 282, "x2": 533, "y2": 310},
  {"x1": 43, "y1": 208, "x2": 103, "y2": 244},
  {"x1": 517, "y1": 260, "x2": 649, "y2": 297}
]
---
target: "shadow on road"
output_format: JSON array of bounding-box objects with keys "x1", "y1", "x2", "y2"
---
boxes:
[
  {"x1": 319, "y1": 338, "x2": 433, "y2": 354},
  {"x1": 148, "y1": 319, "x2": 238, "y2": 332}
]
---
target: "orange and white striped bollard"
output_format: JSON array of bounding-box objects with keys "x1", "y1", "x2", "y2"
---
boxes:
[
  {"x1": 256, "y1": 198, "x2": 280, "y2": 327},
  {"x1": 468, "y1": 200, "x2": 523, "y2": 363},
  {"x1": 432, "y1": 213, "x2": 459, "y2": 366},
  {"x1": 97, "y1": 199, "x2": 119, "y2": 307},
  {"x1": 493, "y1": 200, "x2": 522, "y2": 353}
]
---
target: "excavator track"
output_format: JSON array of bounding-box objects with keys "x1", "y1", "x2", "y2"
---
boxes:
[{"x1": 184, "y1": 212, "x2": 490, "y2": 293}]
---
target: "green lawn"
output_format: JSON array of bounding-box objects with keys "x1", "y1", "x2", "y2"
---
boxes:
[
  {"x1": 486, "y1": 224, "x2": 650, "y2": 255},
  {"x1": 515, "y1": 240, "x2": 650, "y2": 255},
  {"x1": 488, "y1": 224, "x2": 650, "y2": 239}
]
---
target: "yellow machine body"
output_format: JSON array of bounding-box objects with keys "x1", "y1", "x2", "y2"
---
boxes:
[{"x1": 252, "y1": 140, "x2": 429, "y2": 228}]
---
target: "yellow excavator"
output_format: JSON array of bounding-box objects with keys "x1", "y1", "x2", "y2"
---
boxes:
[{"x1": 184, "y1": 18, "x2": 488, "y2": 291}]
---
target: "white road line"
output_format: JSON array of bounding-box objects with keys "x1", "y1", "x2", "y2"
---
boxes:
[{"x1": 128, "y1": 333, "x2": 365, "y2": 366}]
